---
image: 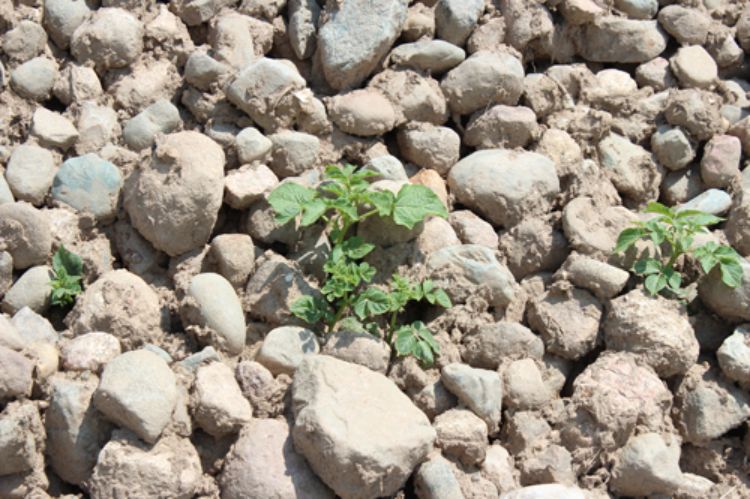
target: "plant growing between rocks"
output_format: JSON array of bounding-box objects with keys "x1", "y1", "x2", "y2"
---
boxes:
[
  {"x1": 49, "y1": 245, "x2": 83, "y2": 307},
  {"x1": 615, "y1": 202, "x2": 743, "y2": 298},
  {"x1": 269, "y1": 164, "x2": 451, "y2": 365}
]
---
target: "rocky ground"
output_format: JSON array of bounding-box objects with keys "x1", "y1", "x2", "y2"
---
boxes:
[{"x1": 1, "y1": 0, "x2": 750, "y2": 498}]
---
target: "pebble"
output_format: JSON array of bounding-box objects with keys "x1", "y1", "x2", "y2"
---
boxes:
[
  {"x1": 122, "y1": 99, "x2": 182, "y2": 151},
  {"x1": 256, "y1": 326, "x2": 319, "y2": 375},
  {"x1": 183, "y1": 273, "x2": 246, "y2": 355},
  {"x1": 441, "y1": 363, "x2": 503, "y2": 434},
  {"x1": 52, "y1": 154, "x2": 124, "y2": 222},
  {"x1": 30, "y1": 108, "x2": 79, "y2": 151},
  {"x1": 10, "y1": 57, "x2": 58, "y2": 101},
  {"x1": 1, "y1": 266, "x2": 53, "y2": 315},
  {"x1": 5, "y1": 144, "x2": 56, "y2": 206}
]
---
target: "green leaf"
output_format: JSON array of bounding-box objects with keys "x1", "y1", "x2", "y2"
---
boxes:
[
  {"x1": 356, "y1": 262, "x2": 376, "y2": 283},
  {"x1": 432, "y1": 289, "x2": 452, "y2": 308},
  {"x1": 300, "y1": 198, "x2": 328, "y2": 227},
  {"x1": 666, "y1": 269, "x2": 682, "y2": 291},
  {"x1": 633, "y1": 258, "x2": 662, "y2": 275},
  {"x1": 644, "y1": 273, "x2": 667, "y2": 295},
  {"x1": 719, "y1": 260, "x2": 743, "y2": 288},
  {"x1": 339, "y1": 236, "x2": 375, "y2": 260},
  {"x1": 395, "y1": 326, "x2": 418, "y2": 357},
  {"x1": 414, "y1": 321, "x2": 440, "y2": 350},
  {"x1": 698, "y1": 254, "x2": 719, "y2": 274},
  {"x1": 53, "y1": 245, "x2": 83, "y2": 277},
  {"x1": 644, "y1": 202, "x2": 674, "y2": 218},
  {"x1": 681, "y1": 212, "x2": 724, "y2": 227},
  {"x1": 352, "y1": 287, "x2": 390, "y2": 320},
  {"x1": 268, "y1": 182, "x2": 317, "y2": 225},
  {"x1": 290, "y1": 296, "x2": 332, "y2": 324},
  {"x1": 392, "y1": 184, "x2": 448, "y2": 229},
  {"x1": 366, "y1": 190, "x2": 395, "y2": 217},
  {"x1": 614, "y1": 227, "x2": 645, "y2": 253}
]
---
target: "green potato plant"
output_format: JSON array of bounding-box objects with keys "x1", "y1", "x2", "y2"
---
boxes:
[
  {"x1": 49, "y1": 245, "x2": 83, "y2": 307},
  {"x1": 268, "y1": 164, "x2": 451, "y2": 365},
  {"x1": 614, "y1": 202, "x2": 743, "y2": 298}
]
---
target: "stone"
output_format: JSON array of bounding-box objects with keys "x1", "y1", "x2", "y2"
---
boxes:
[
  {"x1": 441, "y1": 363, "x2": 503, "y2": 434},
  {"x1": 268, "y1": 130, "x2": 320, "y2": 178},
  {"x1": 44, "y1": 0, "x2": 94, "y2": 49},
  {"x1": 651, "y1": 126, "x2": 694, "y2": 171},
  {"x1": 481, "y1": 445, "x2": 518, "y2": 495},
  {"x1": 292, "y1": 355, "x2": 436, "y2": 499},
  {"x1": 321, "y1": 331, "x2": 390, "y2": 374},
  {"x1": 256, "y1": 326, "x2": 319, "y2": 375},
  {"x1": 4, "y1": 145, "x2": 55, "y2": 207},
  {"x1": 426, "y1": 244, "x2": 518, "y2": 310},
  {"x1": 182, "y1": 273, "x2": 246, "y2": 355},
  {"x1": 192, "y1": 362, "x2": 253, "y2": 437},
  {"x1": 449, "y1": 210, "x2": 498, "y2": 249},
  {"x1": 518, "y1": 444, "x2": 575, "y2": 486},
  {"x1": 503, "y1": 358, "x2": 552, "y2": 410},
  {"x1": 51, "y1": 154, "x2": 123, "y2": 222},
  {"x1": 70, "y1": 8, "x2": 144, "y2": 71},
  {"x1": 208, "y1": 234, "x2": 255, "y2": 288},
  {"x1": 235, "y1": 127, "x2": 272, "y2": 164},
  {"x1": 171, "y1": 0, "x2": 236, "y2": 25},
  {"x1": 224, "y1": 164, "x2": 278, "y2": 210},
  {"x1": 122, "y1": 100, "x2": 182, "y2": 151},
  {"x1": 598, "y1": 133, "x2": 661, "y2": 205},
  {"x1": 0, "y1": 202, "x2": 51, "y2": 269},
  {"x1": 1, "y1": 266, "x2": 52, "y2": 315},
  {"x1": 0, "y1": 175, "x2": 13, "y2": 205},
  {"x1": 717, "y1": 325, "x2": 750, "y2": 384},
  {"x1": 463, "y1": 321, "x2": 545, "y2": 370},
  {"x1": 317, "y1": 0, "x2": 408, "y2": 90},
  {"x1": 0, "y1": 401, "x2": 44, "y2": 476},
  {"x1": 235, "y1": 361, "x2": 286, "y2": 418},
  {"x1": 701, "y1": 134, "x2": 741, "y2": 188},
  {"x1": 665, "y1": 89, "x2": 724, "y2": 142},
  {"x1": 465, "y1": 105, "x2": 538, "y2": 149},
  {"x1": 501, "y1": 484, "x2": 589, "y2": 499},
  {"x1": 30, "y1": 108, "x2": 78, "y2": 151},
  {"x1": 635, "y1": 57, "x2": 676, "y2": 91},
  {"x1": 45, "y1": 374, "x2": 111, "y2": 485},
  {"x1": 698, "y1": 259, "x2": 750, "y2": 322},
  {"x1": 615, "y1": 0, "x2": 657, "y2": 19},
  {"x1": 448, "y1": 149, "x2": 559, "y2": 227},
  {"x1": 576, "y1": 18, "x2": 668, "y2": 63},
  {"x1": 125, "y1": 131, "x2": 225, "y2": 256},
  {"x1": 558, "y1": 253, "x2": 628, "y2": 300},
  {"x1": 75, "y1": 102, "x2": 119, "y2": 154},
  {"x1": 658, "y1": 5, "x2": 710, "y2": 45},
  {"x1": 329, "y1": 89, "x2": 397, "y2": 137},
  {"x1": 678, "y1": 189, "x2": 732, "y2": 216},
  {"x1": 434, "y1": 409, "x2": 488, "y2": 466},
  {"x1": 10, "y1": 57, "x2": 58, "y2": 101},
  {"x1": 441, "y1": 51, "x2": 524, "y2": 115},
  {"x1": 397, "y1": 123, "x2": 460, "y2": 177},
  {"x1": 415, "y1": 454, "x2": 464, "y2": 499},
  {"x1": 389, "y1": 40, "x2": 465, "y2": 74},
  {"x1": 435, "y1": 0, "x2": 484, "y2": 47},
  {"x1": 363, "y1": 155, "x2": 407, "y2": 182},
  {"x1": 369, "y1": 69, "x2": 448, "y2": 126},
  {"x1": 184, "y1": 51, "x2": 229, "y2": 90},
  {"x1": 0, "y1": 346, "x2": 33, "y2": 402},
  {"x1": 0, "y1": 252, "x2": 11, "y2": 298},
  {"x1": 94, "y1": 349, "x2": 178, "y2": 443},
  {"x1": 674, "y1": 363, "x2": 750, "y2": 444},
  {"x1": 499, "y1": 216, "x2": 569, "y2": 279},
  {"x1": 402, "y1": 3, "x2": 434, "y2": 42},
  {"x1": 670, "y1": 45, "x2": 717, "y2": 89},
  {"x1": 61, "y1": 332, "x2": 121, "y2": 373},
  {"x1": 289, "y1": 0, "x2": 321, "y2": 60},
  {"x1": 88, "y1": 430, "x2": 202, "y2": 498},
  {"x1": 220, "y1": 418, "x2": 333, "y2": 499}
]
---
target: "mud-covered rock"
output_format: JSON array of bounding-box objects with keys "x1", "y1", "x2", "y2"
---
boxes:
[
  {"x1": 0, "y1": 203, "x2": 51, "y2": 270},
  {"x1": 434, "y1": 408, "x2": 488, "y2": 466},
  {"x1": 70, "y1": 8, "x2": 143, "y2": 71},
  {"x1": 463, "y1": 321, "x2": 545, "y2": 370},
  {"x1": 192, "y1": 362, "x2": 252, "y2": 437},
  {"x1": 441, "y1": 363, "x2": 503, "y2": 434},
  {"x1": 576, "y1": 18, "x2": 668, "y2": 63},
  {"x1": 609, "y1": 432, "x2": 683, "y2": 497}
]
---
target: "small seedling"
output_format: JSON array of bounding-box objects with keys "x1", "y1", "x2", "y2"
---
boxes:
[
  {"x1": 50, "y1": 245, "x2": 83, "y2": 307},
  {"x1": 615, "y1": 202, "x2": 743, "y2": 298},
  {"x1": 269, "y1": 164, "x2": 451, "y2": 365}
]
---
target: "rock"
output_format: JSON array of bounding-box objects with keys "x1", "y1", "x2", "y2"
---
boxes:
[
  {"x1": 717, "y1": 325, "x2": 750, "y2": 384},
  {"x1": 738, "y1": 5, "x2": 750, "y2": 51},
  {"x1": 45, "y1": 374, "x2": 111, "y2": 485},
  {"x1": 30, "y1": 108, "x2": 78, "y2": 151},
  {"x1": 44, "y1": 0, "x2": 94, "y2": 49},
  {"x1": 0, "y1": 252, "x2": 11, "y2": 298},
  {"x1": 441, "y1": 363, "x2": 503, "y2": 434},
  {"x1": 615, "y1": 0, "x2": 657, "y2": 19},
  {"x1": 635, "y1": 57, "x2": 676, "y2": 91},
  {"x1": 609, "y1": 432, "x2": 682, "y2": 496},
  {"x1": 235, "y1": 127, "x2": 272, "y2": 164},
  {"x1": 651, "y1": 126, "x2": 694, "y2": 171},
  {"x1": 51, "y1": 154, "x2": 123, "y2": 222},
  {"x1": 184, "y1": 51, "x2": 229, "y2": 90},
  {"x1": 441, "y1": 51, "x2": 524, "y2": 115},
  {"x1": 235, "y1": 361, "x2": 286, "y2": 418},
  {"x1": 426, "y1": 244, "x2": 518, "y2": 310},
  {"x1": 481, "y1": 444, "x2": 519, "y2": 495},
  {"x1": 0, "y1": 175, "x2": 13, "y2": 205},
  {"x1": 598, "y1": 133, "x2": 661, "y2": 205},
  {"x1": 288, "y1": 0, "x2": 320, "y2": 60},
  {"x1": 665, "y1": 89, "x2": 724, "y2": 141},
  {"x1": 434, "y1": 408, "x2": 488, "y2": 466},
  {"x1": 88, "y1": 430, "x2": 202, "y2": 499},
  {"x1": 562, "y1": 197, "x2": 637, "y2": 259},
  {"x1": 518, "y1": 444, "x2": 575, "y2": 486},
  {"x1": 503, "y1": 358, "x2": 551, "y2": 410},
  {"x1": 674, "y1": 363, "x2": 750, "y2": 444},
  {"x1": 465, "y1": 105, "x2": 538, "y2": 149},
  {"x1": 657, "y1": 5, "x2": 710, "y2": 45},
  {"x1": 122, "y1": 100, "x2": 182, "y2": 151},
  {"x1": 415, "y1": 454, "x2": 464, "y2": 499},
  {"x1": 317, "y1": 0, "x2": 408, "y2": 90},
  {"x1": 328, "y1": 90, "x2": 397, "y2": 137},
  {"x1": 700, "y1": 135, "x2": 741, "y2": 188},
  {"x1": 177, "y1": 346, "x2": 220, "y2": 372},
  {"x1": 0, "y1": 401, "x2": 44, "y2": 476},
  {"x1": 171, "y1": 0, "x2": 236, "y2": 25},
  {"x1": 66, "y1": 270, "x2": 164, "y2": 350},
  {"x1": 11, "y1": 307, "x2": 56, "y2": 346},
  {"x1": 125, "y1": 131, "x2": 225, "y2": 256},
  {"x1": 435, "y1": 0, "x2": 484, "y2": 47},
  {"x1": 74, "y1": 102, "x2": 119, "y2": 154},
  {"x1": 182, "y1": 273, "x2": 246, "y2": 355},
  {"x1": 292, "y1": 355, "x2": 436, "y2": 499},
  {"x1": 363, "y1": 155, "x2": 407, "y2": 182},
  {"x1": 499, "y1": 216, "x2": 569, "y2": 279},
  {"x1": 322, "y1": 331, "x2": 390, "y2": 374},
  {"x1": 224, "y1": 164, "x2": 279, "y2": 210},
  {"x1": 670, "y1": 45, "x2": 717, "y2": 89},
  {"x1": 0, "y1": 346, "x2": 33, "y2": 402},
  {"x1": 448, "y1": 149, "x2": 559, "y2": 227},
  {"x1": 729, "y1": 116, "x2": 750, "y2": 156},
  {"x1": 0, "y1": 203, "x2": 50, "y2": 269},
  {"x1": 220, "y1": 418, "x2": 333, "y2": 499},
  {"x1": 1, "y1": 266, "x2": 52, "y2": 315},
  {"x1": 528, "y1": 286, "x2": 602, "y2": 360},
  {"x1": 678, "y1": 189, "x2": 732, "y2": 216},
  {"x1": 389, "y1": 40, "x2": 465, "y2": 74},
  {"x1": 71, "y1": 8, "x2": 144, "y2": 71},
  {"x1": 397, "y1": 123, "x2": 460, "y2": 177},
  {"x1": 53, "y1": 64, "x2": 103, "y2": 106},
  {"x1": 226, "y1": 58, "x2": 306, "y2": 131},
  {"x1": 463, "y1": 321, "x2": 544, "y2": 370},
  {"x1": 503, "y1": 411, "x2": 552, "y2": 454},
  {"x1": 208, "y1": 234, "x2": 255, "y2": 288},
  {"x1": 557, "y1": 253, "x2": 629, "y2": 300},
  {"x1": 10, "y1": 57, "x2": 58, "y2": 101},
  {"x1": 94, "y1": 349, "x2": 177, "y2": 443},
  {"x1": 500, "y1": 484, "x2": 588, "y2": 499},
  {"x1": 268, "y1": 130, "x2": 320, "y2": 178},
  {"x1": 61, "y1": 332, "x2": 121, "y2": 373},
  {"x1": 369, "y1": 69, "x2": 448, "y2": 126},
  {"x1": 414, "y1": 380, "x2": 458, "y2": 421},
  {"x1": 449, "y1": 210, "x2": 498, "y2": 249},
  {"x1": 576, "y1": 18, "x2": 668, "y2": 63},
  {"x1": 192, "y1": 362, "x2": 252, "y2": 437},
  {"x1": 402, "y1": 3, "x2": 434, "y2": 42},
  {"x1": 256, "y1": 326, "x2": 319, "y2": 376},
  {"x1": 698, "y1": 259, "x2": 750, "y2": 322}
]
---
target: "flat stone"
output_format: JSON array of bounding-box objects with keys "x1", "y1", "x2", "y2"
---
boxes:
[
  {"x1": 677, "y1": 189, "x2": 732, "y2": 216},
  {"x1": 52, "y1": 154, "x2": 123, "y2": 222}
]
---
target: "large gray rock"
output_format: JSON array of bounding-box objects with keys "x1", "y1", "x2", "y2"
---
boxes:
[
  {"x1": 698, "y1": 259, "x2": 750, "y2": 322},
  {"x1": 448, "y1": 149, "x2": 559, "y2": 227},
  {"x1": 0, "y1": 203, "x2": 51, "y2": 270},
  {"x1": 220, "y1": 418, "x2": 333, "y2": 499},
  {"x1": 192, "y1": 362, "x2": 252, "y2": 437},
  {"x1": 317, "y1": 0, "x2": 408, "y2": 90},
  {"x1": 576, "y1": 18, "x2": 668, "y2": 63},
  {"x1": 125, "y1": 131, "x2": 225, "y2": 256},
  {"x1": 94, "y1": 349, "x2": 177, "y2": 443},
  {"x1": 441, "y1": 363, "x2": 503, "y2": 434},
  {"x1": 609, "y1": 432, "x2": 683, "y2": 497},
  {"x1": 292, "y1": 355, "x2": 435, "y2": 499},
  {"x1": 45, "y1": 374, "x2": 111, "y2": 485}
]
